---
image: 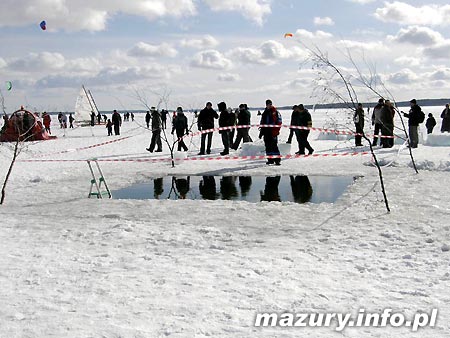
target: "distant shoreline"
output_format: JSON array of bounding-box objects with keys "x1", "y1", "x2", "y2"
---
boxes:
[{"x1": 41, "y1": 98, "x2": 450, "y2": 115}]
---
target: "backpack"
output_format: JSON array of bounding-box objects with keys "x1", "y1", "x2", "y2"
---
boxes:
[{"x1": 418, "y1": 110, "x2": 425, "y2": 124}]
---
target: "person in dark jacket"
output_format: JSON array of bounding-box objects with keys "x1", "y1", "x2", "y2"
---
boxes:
[
  {"x1": 111, "y1": 110, "x2": 122, "y2": 135},
  {"x1": 97, "y1": 112, "x2": 102, "y2": 124},
  {"x1": 286, "y1": 105, "x2": 297, "y2": 144},
  {"x1": 197, "y1": 102, "x2": 219, "y2": 155},
  {"x1": 161, "y1": 109, "x2": 168, "y2": 129},
  {"x1": 426, "y1": 113, "x2": 437, "y2": 134},
  {"x1": 353, "y1": 103, "x2": 364, "y2": 146},
  {"x1": 292, "y1": 104, "x2": 314, "y2": 155},
  {"x1": 259, "y1": 99, "x2": 282, "y2": 165},
  {"x1": 381, "y1": 100, "x2": 395, "y2": 148},
  {"x1": 172, "y1": 106, "x2": 189, "y2": 151},
  {"x1": 106, "y1": 119, "x2": 113, "y2": 136},
  {"x1": 145, "y1": 111, "x2": 151, "y2": 128},
  {"x1": 90, "y1": 111, "x2": 96, "y2": 127},
  {"x1": 231, "y1": 104, "x2": 251, "y2": 150},
  {"x1": 146, "y1": 108, "x2": 162, "y2": 152},
  {"x1": 218, "y1": 101, "x2": 231, "y2": 155},
  {"x1": 69, "y1": 113, "x2": 75, "y2": 128},
  {"x1": 371, "y1": 98, "x2": 384, "y2": 146},
  {"x1": 441, "y1": 104, "x2": 450, "y2": 133},
  {"x1": 403, "y1": 99, "x2": 422, "y2": 148}
]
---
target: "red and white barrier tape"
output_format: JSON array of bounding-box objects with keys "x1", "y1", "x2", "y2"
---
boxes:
[
  {"x1": 19, "y1": 151, "x2": 370, "y2": 163},
  {"x1": 35, "y1": 135, "x2": 134, "y2": 158},
  {"x1": 184, "y1": 124, "x2": 398, "y2": 140}
]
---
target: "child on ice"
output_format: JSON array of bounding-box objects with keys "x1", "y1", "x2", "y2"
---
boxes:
[{"x1": 106, "y1": 119, "x2": 113, "y2": 136}]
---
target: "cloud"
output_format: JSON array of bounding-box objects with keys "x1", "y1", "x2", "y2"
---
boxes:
[
  {"x1": 423, "y1": 42, "x2": 450, "y2": 60},
  {"x1": 0, "y1": 58, "x2": 6, "y2": 69},
  {"x1": 386, "y1": 68, "x2": 418, "y2": 84},
  {"x1": 0, "y1": 0, "x2": 197, "y2": 31},
  {"x1": 394, "y1": 56, "x2": 421, "y2": 67},
  {"x1": 217, "y1": 73, "x2": 241, "y2": 82},
  {"x1": 347, "y1": 0, "x2": 376, "y2": 4},
  {"x1": 128, "y1": 42, "x2": 178, "y2": 58},
  {"x1": 35, "y1": 64, "x2": 171, "y2": 88},
  {"x1": 294, "y1": 29, "x2": 333, "y2": 40},
  {"x1": 7, "y1": 52, "x2": 66, "y2": 72},
  {"x1": 388, "y1": 26, "x2": 444, "y2": 46},
  {"x1": 313, "y1": 17, "x2": 335, "y2": 26},
  {"x1": 4, "y1": 52, "x2": 103, "y2": 77},
  {"x1": 428, "y1": 68, "x2": 450, "y2": 81},
  {"x1": 336, "y1": 39, "x2": 387, "y2": 51},
  {"x1": 180, "y1": 35, "x2": 219, "y2": 49},
  {"x1": 190, "y1": 50, "x2": 232, "y2": 69},
  {"x1": 228, "y1": 40, "x2": 305, "y2": 65},
  {"x1": 374, "y1": 2, "x2": 450, "y2": 26},
  {"x1": 203, "y1": 0, "x2": 271, "y2": 25}
]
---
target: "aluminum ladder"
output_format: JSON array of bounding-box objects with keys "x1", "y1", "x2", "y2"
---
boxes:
[{"x1": 87, "y1": 159, "x2": 112, "y2": 199}]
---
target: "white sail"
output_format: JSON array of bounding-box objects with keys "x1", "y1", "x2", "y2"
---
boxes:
[{"x1": 74, "y1": 86, "x2": 97, "y2": 123}]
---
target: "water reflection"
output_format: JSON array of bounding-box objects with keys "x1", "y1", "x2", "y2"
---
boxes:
[
  {"x1": 220, "y1": 176, "x2": 238, "y2": 200},
  {"x1": 171, "y1": 176, "x2": 190, "y2": 199},
  {"x1": 113, "y1": 175, "x2": 357, "y2": 204},
  {"x1": 260, "y1": 176, "x2": 281, "y2": 202},
  {"x1": 239, "y1": 176, "x2": 252, "y2": 197},
  {"x1": 154, "y1": 177, "x2": 164, "y2": 199},
  {"x1": 290, "y1": 175, "x2": 313, "y2": 203},
  {"x1": 199, "y1": 176, "x2": 217, "y2": 200}
]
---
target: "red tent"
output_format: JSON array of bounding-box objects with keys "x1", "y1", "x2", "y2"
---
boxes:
[{"x1": 0, "y1": 108, "x2": 56, "y2": 142}]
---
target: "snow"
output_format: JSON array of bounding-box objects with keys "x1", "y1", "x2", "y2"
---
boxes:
[{"x1": 1, "y1": 107, "x2": 450, "y2": 337}]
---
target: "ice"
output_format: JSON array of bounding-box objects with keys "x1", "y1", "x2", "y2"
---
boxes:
[{"x1": 0, "y1": 107, "x2": 449, "y2": 337}]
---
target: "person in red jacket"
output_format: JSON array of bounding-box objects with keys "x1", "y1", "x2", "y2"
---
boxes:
[
  {"x1": 42, "y1": 112, "x2": 51, "y2": 134},
  {"x1": 259, "y1": 99, "x2": 282, "y2": 165}
]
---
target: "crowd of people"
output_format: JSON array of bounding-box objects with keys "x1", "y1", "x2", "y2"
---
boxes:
[
  {"x1": 143, "y1": 99, "x2": 288, "y2": 165},
  {"x1": 3, "y1": 99, "x2": 450, "y2": 156}
]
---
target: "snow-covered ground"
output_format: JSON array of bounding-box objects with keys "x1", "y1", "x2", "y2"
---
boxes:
[{"x1": 1, "y1": 107, "x2": 450, "y2": 338}]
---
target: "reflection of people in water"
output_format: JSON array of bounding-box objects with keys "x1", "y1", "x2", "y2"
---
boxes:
[
  {"x1": 199, "y1": 176, "x2": 217, "y2": 200},
  {"x1": 261, "y1": 176, "x2": 281, "y2": 202},
  {"x1": 290, "y1": 175, "x2": 313, "y2": 203},
  {"x1": 173, "y1": 176, "x2": 190, "y2": 199},
  {"x1": 238, "y1": 176, "x2": 252, "y2": 197},
  {"x1": 220, "y1": 176, "x2": 238, "y2": 200},
  {"x1": 153, "y1": 177, "x2": 164, "y2": 199}
]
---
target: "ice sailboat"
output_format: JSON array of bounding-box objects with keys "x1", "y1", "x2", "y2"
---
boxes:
[{"x1": 74, "y1": 85, "x2": 100, "y2": 125}]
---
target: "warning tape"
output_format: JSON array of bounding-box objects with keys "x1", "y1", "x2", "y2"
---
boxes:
[
  {"x1": 19, "y1": 151, "x2": 370, "y2": 163},
  {"x1": 184, "y1": 124, "x2": 399, "y2": 140},
  {"x1": 35, "y1": 135, "x2": 134, "y2": 158},
  {"x1": 29, "y1": 123, "x2": 388, "y2": 160}
]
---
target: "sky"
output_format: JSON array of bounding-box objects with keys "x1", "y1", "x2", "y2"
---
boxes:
[{"x1": 0, "y1": 0, "x2": 450, "y2": 112}]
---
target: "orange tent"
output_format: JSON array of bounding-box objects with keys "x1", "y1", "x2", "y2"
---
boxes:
[{"x1": 0, "y1": 108, "x2": 56, "y2": 142}]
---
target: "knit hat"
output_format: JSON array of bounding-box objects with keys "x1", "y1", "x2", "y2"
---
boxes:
[{"x1": 217, "y1": 101, "x2": 227, "y2": 111}]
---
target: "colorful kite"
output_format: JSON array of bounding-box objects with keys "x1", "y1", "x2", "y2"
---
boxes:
[
  {"x1": 5, "y1": 81, "x2": 12, "y2": 91},
  {"x1": 284, "y1": 33, "x2": 293, "y2": 38},
  {"x1": 40, "y1": 20, "x2": 46, "y2": 30}
]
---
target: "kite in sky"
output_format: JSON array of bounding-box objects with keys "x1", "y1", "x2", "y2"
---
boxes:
[
  {"x1": 284, "y1": 33, "x2": 293, "y2": 38},
  {"x1": 40, "y1": 20, "x2": 46, "y2": 30},
  {"x1": 5, "y1": 81, "x2": 12, "y2": 91}
]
